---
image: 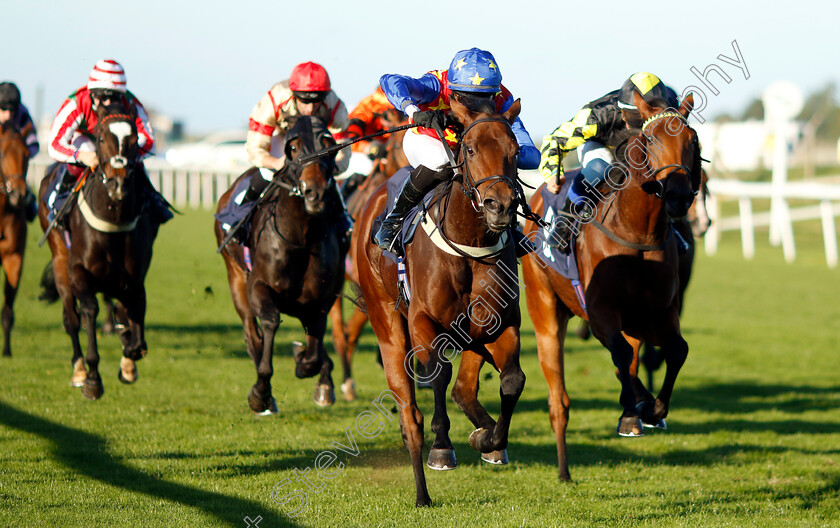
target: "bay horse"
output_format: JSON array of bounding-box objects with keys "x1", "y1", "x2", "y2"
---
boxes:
[
  {"x1": 214, "y1": 116, "x2": 345, "y2": 413},
  {"x1": 38, "y1": 101, "x2": 159, "y2": 399},
  {"x1": 329, "y1": 124, "x2": 409, "y2": 401},
  {"x1": 0, "y1": 121, "x2": 31, "y2": 356},
  {"x1": 522, "y1": 92, "x2": 700, "y2": 481},
  {"x1": 355, "y1": 96, "x2": 527, "y2": 507}
]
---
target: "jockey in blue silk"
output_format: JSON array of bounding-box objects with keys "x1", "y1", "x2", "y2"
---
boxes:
[
  {"x1": 374, "y1": 47, "x2": 540, "y2": 253},
  {"x1": 0, "y1": 82, "x2": 40, "y2": 221},
  {"x1": 539, "y1": 72, "x2": 679, "y2": 250}
]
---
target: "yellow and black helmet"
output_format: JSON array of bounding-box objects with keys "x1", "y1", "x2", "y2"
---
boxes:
[{"x1": 617, "y1": 73, "x2": 676, "y2": 110}]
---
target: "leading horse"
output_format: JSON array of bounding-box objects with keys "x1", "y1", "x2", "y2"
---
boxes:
[
  {"x1": 355, "y1": 96, "x2": 527, "y2": 507},
  {"x1": 214, "y1": 116, "x2": 345, "y2": 413},
  {"x1": 38, "y1": 101, "x2": 159, "y2": 399},
  {"x1": 522, "y1": 92, "x2": 700, "y2": 480},
  {"x1": 0, "y1": 122, "x2": 31, "y2": 356}
]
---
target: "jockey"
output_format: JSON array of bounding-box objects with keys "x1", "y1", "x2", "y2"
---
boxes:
[
  {"x1": 0, "y1": 81, "x2": 40, "y2": 221},
  {"x1": 539, "y1": 72, "x2": 679, "y2": 250},
  {"x1": 226, "y1": 61, "x2": 352, "y2": 241},
  {"x1": 45, "y1": 59, "x2": 172, "y2": 224},
  {"x1": 375, "y1": 47, "x2": 540, "y2": 253}
]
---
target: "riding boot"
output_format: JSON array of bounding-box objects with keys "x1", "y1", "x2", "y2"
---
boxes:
[
  {"x1": 47, "y1": 164, "x2": 80, "y2": 226},
  {"x1": 547, "y1": 197, "x2": 577, "y2": 253},
  {"x1": 374, "y1": 170, "x2": 428, "y2": 252},
  {"x1": 137, "y1": 166, "x2": 173, "y2": 225},
  {"x1": 226, "y1": 171, "x2": 270, "y2": 245}
]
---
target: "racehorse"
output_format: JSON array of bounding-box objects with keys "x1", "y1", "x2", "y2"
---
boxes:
[
  {"x1": 38, "y1": 101, "x2": 159, "y2": 399},
  {"x1": 214, "y1": 116, "x2": 345, "y2": 413},
  {"x1": 355, "y1": 96, "x2": 527, "y2": 507},
  {"x1": 0, "y1": 122, "x2": 31, "y2": 356},
  {"x1": 522, "y1": 92, "x2": 700, "y2": 481},
  {"x1": 573, "y1": 168, "x2": 712, "y2": 388},
  {"x1": 328, "y1": 125, "x2": 409, "y2": 401}
]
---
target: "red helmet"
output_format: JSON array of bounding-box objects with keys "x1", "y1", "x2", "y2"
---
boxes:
[{"x1": 289, "y1": 62, "x2": 331, "y2": 92}]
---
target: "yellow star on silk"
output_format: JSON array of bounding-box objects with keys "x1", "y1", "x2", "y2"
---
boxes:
[{"x1": 470, "y1": 73, "x2": 485, "y2": 86}]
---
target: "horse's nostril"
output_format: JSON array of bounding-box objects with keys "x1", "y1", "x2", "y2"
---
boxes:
[{"x1": 483, "y1": 199, "x2": 501, "y2": 214}]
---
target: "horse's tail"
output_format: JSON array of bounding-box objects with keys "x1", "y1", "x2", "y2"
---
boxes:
[
  {"x1": 38, "y1": 261, "x2": 60, "y2": 304},
  {"x1": 343, "y1": 282, "x2": 367, "y2": 314}
]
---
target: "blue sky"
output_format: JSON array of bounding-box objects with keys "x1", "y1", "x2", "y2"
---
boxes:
[{"x1": 6, "y1": 0, "x2": 836, "y2": 141}]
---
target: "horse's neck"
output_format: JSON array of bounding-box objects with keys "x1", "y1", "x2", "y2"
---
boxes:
[
  {"x1": 438, "y1": 180, "x2": 502, "y2": 247},
  {"x1": 273, "y1": 192, "x2": 325, "y2": 244},
  {"x1": 608, "y1": 175, "x2": 669, "y2": 243},
  {"x1": 87, "y1": 178, "x2": 140, "y2": 222}
]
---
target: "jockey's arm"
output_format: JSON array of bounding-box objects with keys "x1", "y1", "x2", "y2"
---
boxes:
[
  {"x1": 246, "y1": 92, "x2": 285, "y2": 171},
  {"x1": 328, "y1": 99, "x2": 352, "y2": 174},
  {"x1": 379, "y1": 73, "x2": 441, "y2": 118}
]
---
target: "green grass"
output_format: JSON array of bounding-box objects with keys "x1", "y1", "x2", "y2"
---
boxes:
[{"x1": 1, "y1": 209, "x2": 838, "y2": 528}]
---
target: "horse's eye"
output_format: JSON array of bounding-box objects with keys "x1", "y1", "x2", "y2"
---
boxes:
[{"x1": 466, "y1": 146, "x2": 475, "y2": 157}]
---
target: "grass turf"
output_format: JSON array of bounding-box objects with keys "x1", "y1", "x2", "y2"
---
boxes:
[{"x1": 0, "y1": 209, "x2": 838, "y2": 527}]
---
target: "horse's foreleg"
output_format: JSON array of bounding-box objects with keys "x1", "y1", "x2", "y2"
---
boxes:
[
  {"x1": 0, "y1": 252, "x2": 23, "y2": 357},
  {"x1": 622, "y1": 332, "x2": 655, "y2": 407},
  {"x1": 249, "y1": 282, "x2": 278, "y2": 414},
  {"x1": 605, "y1": 329, "x2": 644, "y2": 437},
  {"x1": 116, "y1": 287, "x2": 147, "y2": 385},
  {"x1": 52, "y1": 255, "x2": 85, "y2": 386},
  {"x1": 645, "y1": 315, "x2": 688, "y2": 427},
  {"x1": 328, "y1": 297, "x2": 353, "y2": 401},
  {"x1": 303, "y1": 313, "x2": 335, "y2": 408},
  {"x1": 477, "y1": 327, "x2": 525, "y2": 459},
  {"x1": 75, "y1": 279, "x2": 103, "y2": 400},
  {"x1": 451, "y1": 350, "x2": 494, "y2": 429}
]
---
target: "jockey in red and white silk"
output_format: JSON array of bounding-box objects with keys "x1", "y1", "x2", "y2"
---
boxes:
[{"x1": 47, "y1": 59, "x2": 154, "y2": 165}]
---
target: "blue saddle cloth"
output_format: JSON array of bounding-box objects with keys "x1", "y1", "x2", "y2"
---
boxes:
[
  {"x1": 530, "y1": 178, "x2": 587, "y2": 313},
  {"x1": 214, "y1": 177, "x2": 255, "y2": 240},
  {"x1": 42, "y1": 164, "x2": 68, "y2": 222}
]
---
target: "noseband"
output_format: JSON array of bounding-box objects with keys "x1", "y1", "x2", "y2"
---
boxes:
[{"x1": 639, "y1": 112, "x2": 697, "y2": 199}]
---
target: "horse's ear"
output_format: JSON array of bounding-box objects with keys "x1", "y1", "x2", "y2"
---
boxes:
[
  {"x1": 679, "y1": 92, "x2": 695, "y2": 119},
  {"x1": 502, "y1": 98, "x2": 521, "y2": 125},
  {"x1": 633, "y1": 90, "x2": 657, "y2": 121},
  {"x1": 448, "y1": 94, "x2": 472, "y2": 127}
]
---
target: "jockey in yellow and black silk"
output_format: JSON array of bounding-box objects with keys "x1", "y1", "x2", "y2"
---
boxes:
[{"x1": 539, "y1": 72, "x2": 679, "y2": 250}]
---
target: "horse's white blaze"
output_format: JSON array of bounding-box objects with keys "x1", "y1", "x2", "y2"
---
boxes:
[{"x1": 108, "y1": 121, "x2": 132, "y2": 167}]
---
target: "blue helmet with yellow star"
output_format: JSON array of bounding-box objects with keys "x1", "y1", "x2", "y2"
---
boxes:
[{"x1": 447, "y1": 48, "x2": 502, "y2": 94}]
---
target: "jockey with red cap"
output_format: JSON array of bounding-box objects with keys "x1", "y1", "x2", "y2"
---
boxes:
[
  {"x1": 375, "y1": 48, "x2": 540, "y2": 253},
  {"x1": 222, "y1": 61, "x2": 353, "y2": 243},
  {"x1": 45, "y1": 59, "x2": 172, "y2": 224}
]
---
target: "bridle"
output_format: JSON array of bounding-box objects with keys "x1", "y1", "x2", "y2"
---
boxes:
[
  {"x1": 638, "y1": 111, "x2": 699, "y2": 199},
  {"x1": 93, "y1": 113, "x2": 138, "y2": 186}
]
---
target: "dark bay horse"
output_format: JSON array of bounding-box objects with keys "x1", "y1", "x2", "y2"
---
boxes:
[
  {"x1": 522, "y1": 92, "x2": 700, "y2": 481},
  {"x1": 355, "y1": 96, "x2": 527, "y2": 507},
  {"x1": 329, "y1": 125, "x2": 409, "y2": 401},
  {"x1": 214, "y1": 116, "x2": 345, "y2": 413},
  {"x1": 0, "y1": 122, "x2": 31, "y2": 356},
  {"x1": 38, "y1": 101, "x2": 159, "y2": 399}
]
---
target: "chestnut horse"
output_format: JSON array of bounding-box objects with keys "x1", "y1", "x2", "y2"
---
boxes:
[
  {"x1": 38, "y1": 101, "x2": 159, "y2": 399},
  {"x1": 355, "y1": 97, "x2": 527, "y2": 507},
  {"x1": 214, "y1": 116, "x2": 345, "y2": 413},
  {"x1": 522, "y1": 92, "x2": 700, "y2": 480},
  {"x1": 0, "y1": 122, "x2": 31, "y2": 356},
  {"x1": 329, "y1": 124, "x2": 409, "y2": 401}
]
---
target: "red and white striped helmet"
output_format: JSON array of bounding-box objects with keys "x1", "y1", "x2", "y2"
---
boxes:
[{"x1": 87, "y1": 59, "x2": 127, "y2": 93}]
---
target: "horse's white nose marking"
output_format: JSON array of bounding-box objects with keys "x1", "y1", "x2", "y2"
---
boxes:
[{"x1": 108, "y1": 121, "x2": 132, "y2": 167}]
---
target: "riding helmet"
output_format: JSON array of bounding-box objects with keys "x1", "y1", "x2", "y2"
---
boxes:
[
  {"x1": 289, "y1": 62, "x2": 331, "y2": 102},
  {"x1": 87, "y1": 59, "x2": 127, "y2": 93},
  {"x1": 447, "y1": 48, "x2": 502, "y2": 94},
  {"x1": 0, "y1": 82, "x2": 21, "y2": 111}
]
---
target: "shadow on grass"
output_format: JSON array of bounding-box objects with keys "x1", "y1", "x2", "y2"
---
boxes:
[{"x1": 0, "y1": 400, "x2": 300, "y2": 528}]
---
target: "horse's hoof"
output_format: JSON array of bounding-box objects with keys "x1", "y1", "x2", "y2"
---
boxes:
[
  {"x1": 643, "y1": 418, "x2": 667, "y2": 430},
  {"x1": 427, "y1": 448, "x2": 458, "y2": 470},
  {"x1": 255, "y1": 397, "x2": 279, "y2": 416},
  {"x1": 481, "y1": 449, "x2": 509, "y2": 465},
  {"x1": 468, "y1": 428, "x2": 493, "y2": 452},
  {"x1": 118, "y1": 357, "x2": 138, "y2": 384},
  {"x1": 248, "y1": 386, "x2": 274, "y2": 414},
  {"x1": 81, "y1": 379, "x2": 104, "y2": 400},
  {"x1": 313, "y1": 383, "x2": 335, "y2": 407},
  {"x1": 617, "y1": 416, "x2": 644, "y2": 437},
  {"x1": 70, "y1": 358, "x2": 87, "y2": 387},
  {"x1": 341, "y1": 379, "x2": 356, "y2": 401},
  {"x1": 123, "y1": 346, "x2": 147, "y2": 361}
]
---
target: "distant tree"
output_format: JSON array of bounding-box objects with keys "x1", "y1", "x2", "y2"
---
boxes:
[{"x1": 741, "y1": 98, "x2": 764, "y2": 120}]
